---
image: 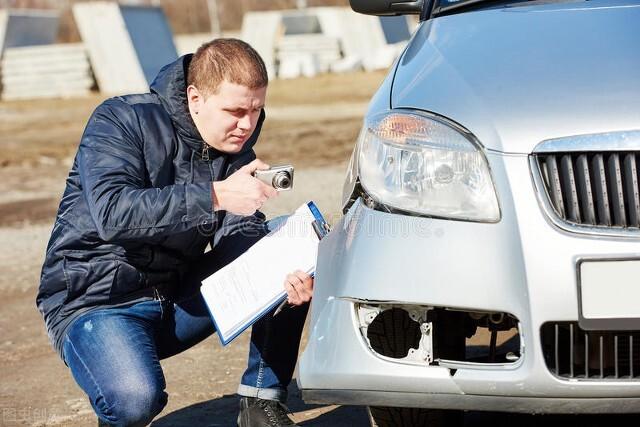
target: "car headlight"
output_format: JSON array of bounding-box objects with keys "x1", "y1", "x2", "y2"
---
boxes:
[{"x1": 349, "y1": 110, "x2": 500, "y2": 222}]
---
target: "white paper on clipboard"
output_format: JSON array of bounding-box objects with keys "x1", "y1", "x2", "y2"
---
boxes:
[{"x1": 200, "y1": 202, "x2": 324, "y2": 345}]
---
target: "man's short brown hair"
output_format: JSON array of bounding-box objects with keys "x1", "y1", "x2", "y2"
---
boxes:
[{"x1": 187, "y1": 38, "x2": 268, "y2": 96}]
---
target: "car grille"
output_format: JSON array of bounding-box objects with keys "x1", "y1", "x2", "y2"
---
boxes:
[
  {"x1": 534, "y1": 151, "x2": 640, "y2": 229},
  {"x1": 541, "y1": 322, "x2": 640, "y2": 380}
]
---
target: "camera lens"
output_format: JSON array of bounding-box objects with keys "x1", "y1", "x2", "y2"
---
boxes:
[{"x1": 272, "y1": 171, "x2": 291, "y2": 189}]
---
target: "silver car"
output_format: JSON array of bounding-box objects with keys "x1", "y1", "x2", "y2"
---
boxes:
[{"x1": 297, "y1": 0, "x2": 640, "y2": 425}]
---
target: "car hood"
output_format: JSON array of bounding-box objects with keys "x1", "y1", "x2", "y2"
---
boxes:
[{"x1": 391, "y1": 0, "x2": 640, "y2": 154}]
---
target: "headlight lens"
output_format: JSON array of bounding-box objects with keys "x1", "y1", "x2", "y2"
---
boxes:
[{"x1": 357, "y1": 110, "x2": 500, "y2": 222}]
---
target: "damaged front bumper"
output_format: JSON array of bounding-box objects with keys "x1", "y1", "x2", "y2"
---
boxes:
[{"x1": 297, "y1": 196, "x2": 640, "y2": 413}]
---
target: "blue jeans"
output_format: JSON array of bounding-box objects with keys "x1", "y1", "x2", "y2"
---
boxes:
[
  {"x1": 63, "y1": 295, "x2": 308, "y2": 426},
  {"x1": 61, "y1": 232, "x2": 309, "y2": 426}
]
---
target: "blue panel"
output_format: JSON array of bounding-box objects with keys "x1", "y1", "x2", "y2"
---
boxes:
[
  {"x1": 379, "y1": 16, "x2": 410, "y2": 44},
  {"x1": 121, "y1": 6, "x2": 178, "y2": 85},
  {"x1": 282, "y1": 14, "x2": 322, "y2": 35},
  {"x1": 4, "y1": 14, "x2": 58, "y2": 49}
]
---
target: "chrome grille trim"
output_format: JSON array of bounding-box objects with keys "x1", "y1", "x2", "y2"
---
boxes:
[
  {"x1": 534, "y1": 130, "x2": 640, "y2": 153},
  {"x1": 541, "y1": 322, "x2": 640, "y2": 381}
]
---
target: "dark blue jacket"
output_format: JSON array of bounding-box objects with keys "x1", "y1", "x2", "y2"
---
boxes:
[{"x1": 36, "y1": 55, "x2": 266, "y2": 356}]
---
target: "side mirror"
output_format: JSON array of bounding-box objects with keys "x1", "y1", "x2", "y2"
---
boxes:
[{"x1": 349, "y1": 0, "x2": 424, "y2": 15}]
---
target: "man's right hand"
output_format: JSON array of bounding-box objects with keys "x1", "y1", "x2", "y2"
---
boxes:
[{"x1": 212, "y1": 159, "x2": 279, "y2": 215}]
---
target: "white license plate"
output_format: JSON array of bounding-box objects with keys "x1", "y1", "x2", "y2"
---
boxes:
[{"x1": 580, "y1": 259, "x2": 640, "y2": 320}]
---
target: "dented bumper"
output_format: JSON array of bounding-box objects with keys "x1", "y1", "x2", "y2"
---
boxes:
[{"x1": 297, "y1": 182, "x2": 640, "y2": 412}]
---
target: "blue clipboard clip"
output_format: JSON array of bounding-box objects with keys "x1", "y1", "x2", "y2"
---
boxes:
[
  {"x1": 312, "y1": 218, "x2": 331, "y2": 240},
  {"x1": 274, "y1": 202, "x2": 330, "y2": 316}
]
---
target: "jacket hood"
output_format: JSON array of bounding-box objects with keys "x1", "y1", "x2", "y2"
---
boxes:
[
  {"x1": 149, "y1": 55, "x2": 264, "y2": 155},
  {"x1": 391, "y1": 0, "x2": 640, "y2": 154}
]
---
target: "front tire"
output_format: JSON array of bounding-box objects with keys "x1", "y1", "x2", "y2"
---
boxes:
[
  {"x1": 367, "y1": 309, "x2": 467, "y2": 426},
  {"x1": 368, "y1": 406, "x2": 462, "y2": 427}
]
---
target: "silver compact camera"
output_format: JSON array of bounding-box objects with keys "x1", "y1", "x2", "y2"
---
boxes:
[{"x1": 253, "y1": 165, "x2": 294, "y2": 191}]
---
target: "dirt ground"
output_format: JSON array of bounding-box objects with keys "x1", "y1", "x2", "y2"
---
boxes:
[{"x1": 1, "y1": 71, "x2": 638, "y2": 427}]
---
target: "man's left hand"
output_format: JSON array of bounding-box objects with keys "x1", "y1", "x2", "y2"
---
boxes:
[{"x1": 284, "y1": 270, "x2": 314, "y2": 306}]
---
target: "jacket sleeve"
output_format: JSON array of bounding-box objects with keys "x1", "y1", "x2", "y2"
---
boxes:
[
  {"x1": 209, "y1": 147, "x2": 269, "y2": 248},
  {"x1": 212, "y1": 210, "x2": 268, "y2": 248},
  {"x1": 77, "y1": 98, "x2": 215, "y2": 243}
]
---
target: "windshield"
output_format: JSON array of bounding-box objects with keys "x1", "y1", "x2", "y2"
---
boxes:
[{"x1": 432, "y1": 0, "x2": 568, "y2": 17}]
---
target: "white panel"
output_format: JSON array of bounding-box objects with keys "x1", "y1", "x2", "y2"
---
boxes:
[
  {"x1": 0, "y1": 10, "x2": 7, "y2": 54},
  {"x1": 73, "y1": 2, "x2": 147, "y2": 94},
  {"x1": 316, "y1": 7, "x2": 389, "y2": 71},
  {"x1": 330, "y1": 55, "x2": 362, "y2": 73},
  {"x1": 1, "y1": 55, "x2": 89, "y2": 73},
  {"x1": 173, "y1": 32, "x2": 240, "y2": 56},
  {"x1": 278, "y1": 53, "x2": 319, "y2": 79},
  {"x1": 241, "y1": 11, "x2": 282, "y2": 79},
  {"x1": 277, "y1": 34, "x2": 340, "y2": 73},
  {"x1": 2, "y1": 42, "x2": 86, "y2": 59},
  {"x1": 173, "y1": 32, "x2": 215, "y2": 56},
  {"x1": 2, "y1": 71, "x2": 92, "y2": 86},
  {"x1": 581, "y1": 260, "x2": 640, "y2": 319},
  {"x1": 2, "y1": 78, "x2": 93, "y2": 92},
  {"x1": 2, "y1": 87, "x2": 91, "y2": 100}
]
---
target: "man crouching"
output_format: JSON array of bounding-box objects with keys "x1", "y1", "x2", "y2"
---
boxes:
[{"x1": 37, "y1": 39, "x2": 312, "y2": 427}]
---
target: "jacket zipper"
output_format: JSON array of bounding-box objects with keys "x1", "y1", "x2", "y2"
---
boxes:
[
  {"x1": 207, "y1": 151, "x2": 219, "y2": 238},
  {"x1": 202, "y1": 144, "x2": 210, "y2": 161}
]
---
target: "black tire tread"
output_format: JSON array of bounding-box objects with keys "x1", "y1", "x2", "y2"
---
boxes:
[{"x1": 367, "y1": 308, "x2": 421, "y2": 358}]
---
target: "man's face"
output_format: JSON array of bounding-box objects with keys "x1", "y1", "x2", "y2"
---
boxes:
[{"x1": 188, "y1": 80, "x2": 267, "y2": 154}]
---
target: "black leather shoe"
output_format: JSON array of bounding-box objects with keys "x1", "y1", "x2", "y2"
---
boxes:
[{"x1": 237, "y1": 397, "x2": 298, "y2": 427}]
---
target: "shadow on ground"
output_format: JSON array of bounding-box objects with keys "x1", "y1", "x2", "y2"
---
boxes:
[{"x1": 152, "y1": 383, "x2": 369, "y2": 427}]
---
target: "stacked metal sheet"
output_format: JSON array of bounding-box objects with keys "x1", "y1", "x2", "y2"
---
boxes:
[
  {"x1": 1, "y1": 43, "x2": 94, "y2": 100},
  {"x1": 241, "y1": 7, "x2": 415, "y2": 79},
  {"x1": 73, "y1": 2, "x2": 178, "y2": 95},
  {"x1": 276, "y1": 34, "x2": 341, "y2": 78},
  {"x1": 0, "y1": 9, "x2": 59, "y2": 53}
]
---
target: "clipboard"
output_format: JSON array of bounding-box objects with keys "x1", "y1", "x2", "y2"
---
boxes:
[
  {"x1": 273, "y1": 214, "x2": 330, "y2": 316},
  {"x1": 200, "y1": 201, "x2": 329, "y2": 345}
]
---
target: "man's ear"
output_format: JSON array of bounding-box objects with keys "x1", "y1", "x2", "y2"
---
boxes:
[{"x1": 186, "y1": 85, "x2": 202, "y2": 111}]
